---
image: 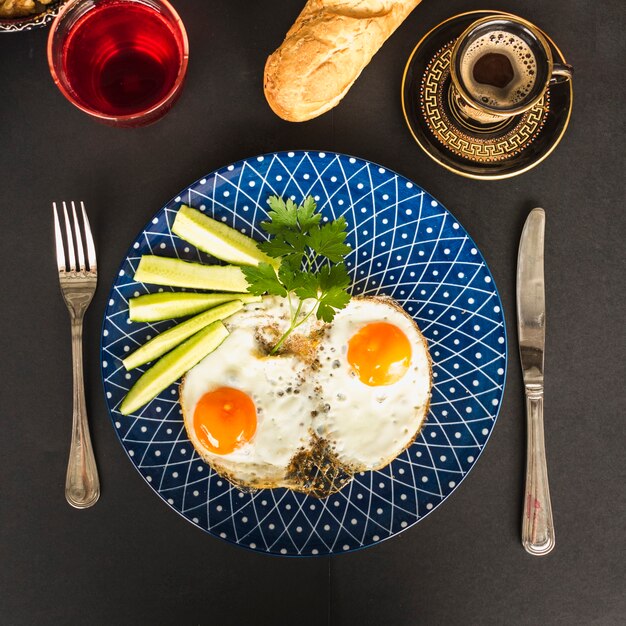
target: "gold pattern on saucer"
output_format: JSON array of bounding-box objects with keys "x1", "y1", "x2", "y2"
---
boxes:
[{"x1": 419, "y1": 41, "x2": 549, "y2": 163}]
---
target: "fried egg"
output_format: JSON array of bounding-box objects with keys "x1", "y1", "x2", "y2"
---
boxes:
[
  {"x1": 180, "y1": 295, "x2": 431, "y2": 496},
  {"x1": 313, "y1": 297, "x2": 431, "y2": 472},
  {"x1": 180, "y1": 297, "x2": 321, "y2": 489}
]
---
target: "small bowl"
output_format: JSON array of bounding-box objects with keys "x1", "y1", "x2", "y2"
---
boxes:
[{"x1": 0, "y1": 0, "x2": 67, "y2": 33}]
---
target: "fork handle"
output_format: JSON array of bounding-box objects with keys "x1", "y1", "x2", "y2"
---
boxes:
[
  {"x1": 65, "y1": 318, "x2": 100, "y2": 508},
  {"x1": 522, "y1": 389, "x2": 555, "y2": 555}
]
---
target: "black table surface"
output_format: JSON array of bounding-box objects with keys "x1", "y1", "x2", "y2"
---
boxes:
[{"x1": 1, "y1": 1, "x2": 624, "y2": 624}]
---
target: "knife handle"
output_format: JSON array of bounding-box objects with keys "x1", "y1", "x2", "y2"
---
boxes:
[{"x1": 522, "y1": 388, "x2": 555, "y2": 555}]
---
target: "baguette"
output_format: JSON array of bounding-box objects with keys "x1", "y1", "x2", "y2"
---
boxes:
[{"x1": 264, "y1": 0, "x2": 422, "y2": 122}]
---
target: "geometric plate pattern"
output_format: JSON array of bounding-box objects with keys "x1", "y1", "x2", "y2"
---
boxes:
[{"x1": 101, "y1": 151, "x2": 507, "y2": 556}]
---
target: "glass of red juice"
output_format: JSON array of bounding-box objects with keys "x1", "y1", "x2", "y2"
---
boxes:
[{"x1": 48, "y1": 0, "x2": 188, "y2": 127}]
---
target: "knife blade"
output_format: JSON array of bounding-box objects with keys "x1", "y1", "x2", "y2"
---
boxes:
[
  {"x1": 517, "y1": 208, "x2": 545, "y2": 388},
  {"x1": 517, "y1": 208, "x2": 555, "y2": 556}
]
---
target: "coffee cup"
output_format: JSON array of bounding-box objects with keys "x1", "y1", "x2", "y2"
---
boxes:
[{"x1": 449, "y1": 14, "x2": 573, "y2": 125}]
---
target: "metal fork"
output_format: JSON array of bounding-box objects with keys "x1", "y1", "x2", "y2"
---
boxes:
[{"x1": 53, "y1": 201, "x2": 100, "y2": 509}]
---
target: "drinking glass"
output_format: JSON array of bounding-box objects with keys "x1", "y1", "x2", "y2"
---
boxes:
[{"x1": 48, "y1": 0, "x2": 189, "y2": 127}]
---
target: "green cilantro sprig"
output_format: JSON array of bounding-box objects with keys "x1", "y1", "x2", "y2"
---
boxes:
[{"x1": 242, "y1": 195, "x2": 352, "y2": 354}]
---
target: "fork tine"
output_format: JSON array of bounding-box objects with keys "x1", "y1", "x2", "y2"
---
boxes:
[
  {"x1": 71, "y1": 201, "x2": 86, "y2": 271},
  {"x1": 80, "y1": 202, "x2": 97, "y2": 271},
  {"x1": 53, "y1": 203, "x2": 67, "y2": 272},
  {"x1": 62, "y1": 202, "x2": 77, "y2": 271}
]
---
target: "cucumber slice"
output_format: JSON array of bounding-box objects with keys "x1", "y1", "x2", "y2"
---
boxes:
[
  {"x1": 173, "y1": 205, "x2": 279, "y2": 268},
  {"x1": 120, "y1": 321, "x2": 229, "y2": 416},
  {"x1": 129, "y1": 292, "x2": 261, "y2": 322},
  {"x1": 135, "y1": 256, "x2": 249, "y2": 292},
  {"x1": 123, "y1": 300, "x2": 243, "y2": 370}
]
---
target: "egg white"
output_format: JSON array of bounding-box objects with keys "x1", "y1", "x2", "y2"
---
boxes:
[
  {"x1": 313, "y1": 297, "x2": 431, "y2": 472},
  {"x1": 180, "y1": 297, "x2": 318, "y2": 488}
]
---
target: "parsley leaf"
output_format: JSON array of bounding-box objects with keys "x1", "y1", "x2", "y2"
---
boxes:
[
  {"x1": 258, "y1": 235, "x2": 296, "y2": 259},
  {"x1": 276, "y1": 256, "x2": 302, "y2": 292},
  {"x1": 318, "y1": 262, "x2": 351, "y2": 292},
  {"x1": 293, "y1": 272, "x2": 319, "y2": 301},
  {"x1": 297, "y1": 195, "x2": 322, "y2": 231},
  {"x1": 306, "y1": 217, "x2": 351, "y2": 263},
  {"x1": 244, "y1": 195, "x2": 352, "y2": 352},
  {"x1": 242, "y1": 262, "x2": 286, "y2": 297},
  {"x1": 259, "y1": 230, "x2": 308, "y2": 264},
  {"x1": 261, "y1": 196, "x2": 299, "y2": 234},
  {"x1": 317, "y1": 285, "x2": 351, "y2": 322}
]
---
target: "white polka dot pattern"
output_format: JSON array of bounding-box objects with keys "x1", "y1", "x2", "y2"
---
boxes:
[{"x1": 101, "y1": 151, "x2": 507, "y2": 556}]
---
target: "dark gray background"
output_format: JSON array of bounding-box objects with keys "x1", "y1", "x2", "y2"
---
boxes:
[{"x1": 1, "y1": 1, "x2": 624, "y2": 624}]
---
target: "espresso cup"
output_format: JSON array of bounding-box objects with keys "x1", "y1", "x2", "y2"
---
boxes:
[{"x1": 449, "y1": 14, "x2": 573, "y2": 125}]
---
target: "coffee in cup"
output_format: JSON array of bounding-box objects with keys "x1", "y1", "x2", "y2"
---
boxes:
[{"x1": 449, "y1": 15, "x2": 572, "y2": 125}]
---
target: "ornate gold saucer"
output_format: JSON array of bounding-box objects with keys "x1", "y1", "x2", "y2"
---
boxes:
[{"x1": 402, "y1": 11, "x2": 573, "y2": 180}]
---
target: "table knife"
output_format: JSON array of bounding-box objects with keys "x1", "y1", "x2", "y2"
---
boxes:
[{"x1": 517, "y1": 208, "x2": 555, "y2": 556}]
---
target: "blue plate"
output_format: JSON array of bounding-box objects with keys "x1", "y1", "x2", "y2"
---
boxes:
[{"x1": 102, "y1": 151, "x2": 507, "y2": 556}]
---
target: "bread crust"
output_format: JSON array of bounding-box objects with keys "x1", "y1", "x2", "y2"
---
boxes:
[{"x1": 264, "y1": 0, "x2": 422, "y2": 122}]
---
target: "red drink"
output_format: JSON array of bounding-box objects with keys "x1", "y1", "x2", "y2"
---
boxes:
[{"x1": 48, "y1": 0, "x2": 188, "y2": 126}]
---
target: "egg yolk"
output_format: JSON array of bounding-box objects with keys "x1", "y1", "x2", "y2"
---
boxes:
[
  {"x1": 347, "y1": 322, "x2": 411, "y2": 386},
  {"x1": 193, "y1": 387, "x2": 257, "y2": 455}
]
